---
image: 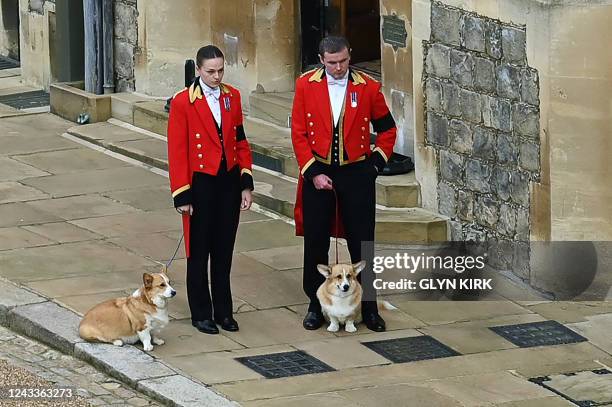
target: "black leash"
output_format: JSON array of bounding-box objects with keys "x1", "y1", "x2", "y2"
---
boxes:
[{"x1": 332, "y1": 187, "x2": 340, "y2": 265}]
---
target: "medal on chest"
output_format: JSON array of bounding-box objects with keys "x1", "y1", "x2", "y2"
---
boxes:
[
  {"x1": 223, "y1": 97, "x2": 231, "y2": 112},
  {"x1": 350, "y1": 92, "x2": 358, "y2": 108}
]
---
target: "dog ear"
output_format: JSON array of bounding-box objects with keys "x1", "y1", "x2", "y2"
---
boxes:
[
  {"x1": 317, "y1": 264, "x2": 331, "y2": 278},
  {"x1": 353, "y1": 260, "x2": 366, "y2": 275},
  {"x1": 143, "y1": 273, "x2": 154, "y2": 289}
]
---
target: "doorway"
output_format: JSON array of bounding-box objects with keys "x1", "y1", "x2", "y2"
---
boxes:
[
  {"x1": 300, "y1": 0, "x2": 381, "y2": 77},
  {"x1": 0, "y1": 0, "x2": 20, "y2": 63}
]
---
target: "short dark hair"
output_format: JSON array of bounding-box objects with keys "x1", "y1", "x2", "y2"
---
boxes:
[
  {"x1": 318, "y1": 36, "x2": 351, "y2": 57},
  {"x1": 196, "y1": 45, "x2": 224, "y2": 67}
]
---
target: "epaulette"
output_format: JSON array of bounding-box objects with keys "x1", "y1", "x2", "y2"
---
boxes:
[
  {"x1": 350, "y1": 70, "x2": 372, "y2": 86},
  {"x1": 299, "y1": 67, "x2": 318, "y2": 78},
  {"x1": 219, "y1": 83, "x2": 232, "y2": 95},
  {"x1": 306, "y1": 68, "x2": 325, "y2": 83},
  {"x1": 188, "y1": 81, "x2": 202, "y2": 104}
]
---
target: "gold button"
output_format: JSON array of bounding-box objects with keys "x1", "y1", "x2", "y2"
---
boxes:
[
  {"x1": 233, "y1": 146, "x2": 237, "y2": 150},
  {"x1": 233, "y1": 157, "x2": 237, "y2": 162},
  {"x1": 195, "y1": 133, "x2": 201, "y2": 139},
  {"x1": 361, "y1": 136, "x2": 365, "y2": 140},
  {"x1": 307, "y1": 113, "x2": 311, "y2": 118},
  {"x1": 360, "y1": 144, "x2": 364, "y2": 148},
  {"x1": 361, "y1": 127, "x2": 365, "y2": 131},
  {"x1": 311, "y1": 140, "x2": 315, "y2": 144},
  {"x1": 309, "y1": 122, "x2": 313, "y2": 127},
  {"x1": 197, "y1": 144, "x2": 202, "y2": 149},
  {"x1": 364, "y1": 118, "x2": 368, "y2": 122},
  {"x1": 233, "y1": 126, "x2": 237, "y2": 130},
  {"x1": 198, "y1": 154, "x2": 203, "y2": 158},
  {"x1": 199, "y1": 164, "x2": 204, "y2": 169},
  {"x1": 310, "y1": 131, "x2": 314, "y2": 136}
]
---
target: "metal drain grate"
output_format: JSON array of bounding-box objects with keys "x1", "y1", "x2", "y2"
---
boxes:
[
  {"x1": 529, "y1": 369, "x2": 612, "y2": 406},
  {"x1": 236, "y1": 351, "x2": 335, "y2": 379},
  {"x1": 0, "y1": 56, "x2": 20, "y2": 70},
  {"x1": 362, "y1": 336, "x2": 460, "y2": 363},
  {"x1": 489, "y1": 320, "x2": 588, "y2": 348},
  {"x1": 0, "y1": 90, "x2": 49, "y2": 110}
]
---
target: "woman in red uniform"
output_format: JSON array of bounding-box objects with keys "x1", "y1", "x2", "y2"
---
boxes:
[{"x1": 167, "y1": 45, "x2": 254, "y2": 334}]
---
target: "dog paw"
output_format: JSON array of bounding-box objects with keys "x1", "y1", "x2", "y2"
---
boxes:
[
  {"x1": 345, "y1": 324, "x2": 357, "y2": 333},
  {"x1": 143, "y1": 344, "x2": 154, "y2": 352},
  {"x1": 152, "y1": 338, "x2": 165, "y2": 345},
  {"x1": 327, "y1": 324, "x2": 339, "y2": 332},
  {"x1": 112, "y1": 340, "x2": 123, "y2": 346}
]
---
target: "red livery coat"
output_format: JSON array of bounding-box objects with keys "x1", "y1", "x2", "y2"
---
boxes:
[
  {"x1": 167, "y1": 81, "x2": 253, "y2": 257},
  {"x1": 291, "y1": 68, "x2": 397, "y2": 236}
]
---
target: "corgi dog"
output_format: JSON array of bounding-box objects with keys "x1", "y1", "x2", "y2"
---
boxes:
[
  {"x1": 317, "y1": 261, "x2": 396, "y2": 333},
  {"x1": 79, "y1": 272, "x2": 176, "y2": 351}
]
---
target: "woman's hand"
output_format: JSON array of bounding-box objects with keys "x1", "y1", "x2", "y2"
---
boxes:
[
  {"x1": 241, "y1": 190, "x2": 253, "y2": 211},
  {"x1": 177, "y1": 204, "x2": 193, "y2": 215}
]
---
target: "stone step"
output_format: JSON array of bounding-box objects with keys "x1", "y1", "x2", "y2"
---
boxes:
[
  {"x1": 66, "y1": 121, "x2": 447, "y2": 244},
  {"x1": 117, "y1": 100, "x2": 421, "y2": 208},
  {"x1": 248, "y1": 91, "x2": 294, "y2": 128}
]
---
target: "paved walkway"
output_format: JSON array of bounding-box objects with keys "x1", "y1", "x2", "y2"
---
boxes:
[{"x1": 1, "y1": 104, "x2": 612, "y2": 404}]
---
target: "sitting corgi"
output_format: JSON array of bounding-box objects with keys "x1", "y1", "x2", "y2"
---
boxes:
[
  {"x1": 79, "y1": 272, "x2": 176, "y2": 351},
  {"x1": 317, "y1": 261, "x2": 396, "y2": 333}
]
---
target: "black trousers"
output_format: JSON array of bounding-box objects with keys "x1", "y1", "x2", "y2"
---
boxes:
[
  {"x1": 302, "y1": 160, "x2": 379, "y2": 316},
  {"x1": 187, "y1": 165, "x2": 241, "y2": 321}
]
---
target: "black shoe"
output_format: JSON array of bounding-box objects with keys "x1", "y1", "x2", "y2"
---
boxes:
[
  {"x1": 363, "y1": 313, "x2": 386, "y2": 332},
  {"x1": 215, "y1": 317, "x2": 239, "y2": 332},
  {"x1": 303, "y1": 311, "x2": 324, "y2": 330},
  {"x1": 192, "y1": 319, "x2": 219, "y2": 335}
]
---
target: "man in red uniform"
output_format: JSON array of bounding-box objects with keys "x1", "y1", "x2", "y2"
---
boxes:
[
  {"x1": 292, "y1": 36, "x2": 397, "y2": 332},
  {"x1": 168, "y1": 45, "x2": 254, "y2": 335}
]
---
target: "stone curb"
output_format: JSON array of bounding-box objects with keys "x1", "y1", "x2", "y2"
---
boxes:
[{"x1": 0, "y1": 278, "x2": 239, "y2": 406}]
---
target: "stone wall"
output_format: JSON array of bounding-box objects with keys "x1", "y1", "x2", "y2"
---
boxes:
[
  {"x1": 114, "y1": 0, "x2": 137, "y2": 92},
  {"x1": 423, "y1": 1, "x2": 540, "y2": 276}
]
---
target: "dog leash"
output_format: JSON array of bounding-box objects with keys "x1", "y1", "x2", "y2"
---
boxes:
[
  {"x1": 332, "y1": 186, "x2": 340, "y2": 265},
  {"x1": 162, "y1": 235, "x2": 184, "y2": 273}
]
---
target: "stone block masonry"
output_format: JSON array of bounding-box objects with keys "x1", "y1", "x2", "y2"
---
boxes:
[
  {"x1": 114, "y1": 0, "x2": 138, "y2": 92},
  {"x1": 423, "y1": 1, "x2": 541, "y2": 279}
]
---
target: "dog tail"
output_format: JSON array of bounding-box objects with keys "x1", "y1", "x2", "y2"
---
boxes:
[{"x1": 378, "y1": 300, "x2": 398, "y2": 311}]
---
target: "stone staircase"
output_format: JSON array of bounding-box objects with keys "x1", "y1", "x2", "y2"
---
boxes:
[{"x1": 66, "y1": 93, "x2": 447, "y2": 244}]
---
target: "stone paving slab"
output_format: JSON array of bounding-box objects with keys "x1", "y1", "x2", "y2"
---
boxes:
[
  {"x1": 109, "y1": 232, "x2": 186, "y2": 261},
  {"x1": 0, "y1": 156, "x2": 50, "y2": 181},
  {"x1": 25, "y1": 270, "x2": 148, "y2": 298},
  {"x1": 0, "y1": 202, "x2": 63, "y2": 227},
  {"x1": 137, "y1": 374, "x2": 239, "y2": 407},
  {"x1": 70, "y1": 209, "x2": 179, "y2": 238},
  {"x1": 0, "y1": 240, "x2": 157, "y2": 282},
  {"x1": 13, "y1": 148, "x2": 131, "y2": 174},
  {"x1": 0, "y1": 278, "x2": 46, "y2": 325},
  {"x1": 166, "y1": 344, "x2": 294, "y2": 385},
  {"x1": 214, "y1": 342, "x2": 609, "y2": 402},
  {"x1": 340, "y1": 383, "x2": 468, "y2": 407},
  {"x1": 21, "y1": 166, "x2": 168, "y2": 198},
  {"x1": 102, "y1": 186, "x2": 174, "y2": 212},
  {"x1": 234, "y1": 219, "x2": 303, "y2": 252},
  {"x1": 22, "y1": 221, "x2": 103, "y2": 243},
  {"x1": 26, "y1": 193, "x2": 140, "y2": 221},
  {"x1": 231, "y1": 269, "x2": 306, "y2": 310},
  {"x1": 149, "y1": 318, "x2": 245, "y2": 358},
  {"x1": 8, "y1": 301, "x2": 83, "y2": 354},
  {"x1": 56, "y1": 289, "x2": 133, "y2": 316},
  {"x1": 242, "y1": 245, "x2": 304, "y2": 270},
  {"x1": 568, "y1": 313, "x2": 612, "y2": 354},
  {"x1": 0, "y1": 181, "x2": 49, "y2": 203},
  {"x1": 0, "y1": 226, "x2": 55, "y2": 251},
  {"x1": 75, "y1": 342, "x2": 175, "y2": 386}
]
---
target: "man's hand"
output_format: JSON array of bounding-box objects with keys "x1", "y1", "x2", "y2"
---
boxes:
[
  {"x1": 241, "y1": 189, "x2": 253, "y2": 211},
  {"x1": 177, "y1": 204, "x2": 193, "y2": 215},
  {"x1": 313, "y1": 174, "x2": 333, "y2": 190}
]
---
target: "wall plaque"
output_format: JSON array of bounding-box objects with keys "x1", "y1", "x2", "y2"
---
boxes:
[{"x1": 382, "y1": 15, "x2": 408, "y2": 50}]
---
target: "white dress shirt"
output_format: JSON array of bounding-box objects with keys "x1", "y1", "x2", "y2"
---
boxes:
[
  {"x1": 200, "y1": 78, "x2": 221, "y2": 127},
  {"x1": 326, "y1": 71, "x2": 349, "y2": 127}
]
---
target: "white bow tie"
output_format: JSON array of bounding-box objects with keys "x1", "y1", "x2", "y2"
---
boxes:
[
  {"x1": 204, "y1": 87, "x2": 221, "y2": 99},
  {"x1": 328, "y1": 78, "x2": 347, "y2": 87}
]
